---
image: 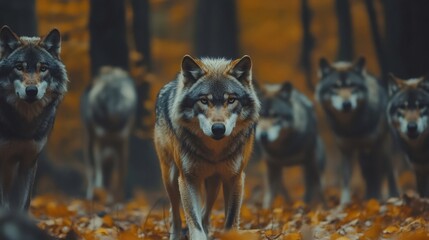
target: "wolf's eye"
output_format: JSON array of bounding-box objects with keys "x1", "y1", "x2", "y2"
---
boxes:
[
  {"x1": 15, "y1": 64, "x2": 23, "y2": 71},
  {"x1": 227, "y1": 98, "x2": 236, "y2": 104},
  {"x1": 40, "y1": 66, "x2": 48, "y2": 72},
  {"x1": 199, "y1": 98, "x2": 208, "y2": 105}
]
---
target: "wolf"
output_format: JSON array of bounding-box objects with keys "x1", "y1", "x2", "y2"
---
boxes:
[
  {"x1": 81, "y1": 66, "x2": 137, "y2": 202},
  {"x1": 0, "y1": 26, "x2": 68, "y2": 211},
  {"x1": 387, "y1": 75, "x2": 429, "y2": 197},
  {"x1": 255, "y1": 82, "x2": 325, "y2": 207},
  {"x1": 154, "y1": 55, "x2": 260, "y2": 240},
  {"x1": 315, "y1": 57, "x2": 398, "y2": 204}
]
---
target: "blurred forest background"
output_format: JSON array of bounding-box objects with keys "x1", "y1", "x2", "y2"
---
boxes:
[{"x1": 1, "y1": 0, "x2": 429, "y2": 202}]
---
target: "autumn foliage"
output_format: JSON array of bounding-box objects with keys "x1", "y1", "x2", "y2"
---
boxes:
[{"x1": 23, "y1": 0, "x2": 429, "y2": 239}]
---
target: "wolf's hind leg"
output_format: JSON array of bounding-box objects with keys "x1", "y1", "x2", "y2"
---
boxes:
[{"x1": 202, "y1": 175, "x2": 221, "y2": 235}]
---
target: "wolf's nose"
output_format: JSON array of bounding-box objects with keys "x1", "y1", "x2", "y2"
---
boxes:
[
  {"x1": 212, "y1": 123, "x2": 226, "y2": 140},
  {"x1": 342, "y1": 101, "x2": 352, "y2": 112},
  {"x1": 25, "y1": 86, "x2": 38, "y2": 97},
  {"x1": 407, "y1": 122, "x2": 418, "y2": 133}
]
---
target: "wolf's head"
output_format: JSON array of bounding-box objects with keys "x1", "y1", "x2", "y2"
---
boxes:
[
  {"x1": 255, "y1": 82, "x2": 296, "y2": 144},
  {"x1": 316, "y1": 57, "x2": 369, "y2": 114},
  {"x1": 387, "y1": 74, "x2": 429, "y2": 140},
  {"x1": 173, "y1": 55, "x2": 260, "y2": 140},
  {"x1": 0, "y1": 26, "x2": 68, "y2": 116}
]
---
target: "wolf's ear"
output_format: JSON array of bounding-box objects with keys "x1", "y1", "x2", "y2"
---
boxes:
[
  {"x1": 0, "y1": 26, "x2": 21, "y2": 59},
  {"x1": 230, "y1": 55, "x2": 252, "y2": 85},
  {"x1": 181, "y1": 55, "x2": 204, "y2": 87},
  {"x1": 318, "y1": 58, "x2": 331, "y2": 78},
  {"x1": 353, "y1": 57, "x2": 366, "y2": 74},
  {"x1": 387, "y1": 73, "x2": 404, "y2": 96},
  {"x1": 41, "y1": 28, "x2": 61, "y2": 59},
  {"x1": 279, "y1": 82, "x2": 293, "y2": 100}
]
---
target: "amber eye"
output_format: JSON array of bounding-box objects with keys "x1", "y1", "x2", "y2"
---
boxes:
[
  {"x1": 199, "y1": 98, "x2": 208, "y2": 104},
  {"x1": 15, "y1": 64, "x2": 23, "y2": 71},
  {"x1": 40, "y1": 65, "x2": 48, "y2": 72},
  {"x1": 227, "y1": 98, "x2": 236, "y2": 104}
]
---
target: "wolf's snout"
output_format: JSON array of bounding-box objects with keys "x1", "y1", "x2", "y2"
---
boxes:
[
  {"x1": 25, "y1": 86, "x2": 38, "y2": 98},
  {"x1": 211, "y1": 123, "x2": 226, "y2": 140},
  {"x1": 407, "y1": 122, "x2": 419, "y2": 138},
  {"x1": 342, "y1": 101, "x2": 352, "y2": 112}
]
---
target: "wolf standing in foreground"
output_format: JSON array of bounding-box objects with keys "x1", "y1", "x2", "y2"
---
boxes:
[
  {"x1": 256, "y1": 82, "x2": 325, "y2": 207},
  {"x1": 81, "y1": 66, "x2": 137, "y2": 202},
  {"x1": 316, "y1": 57, "x2": 398, "y2": 204},
  {"x1": 0, "y1": 26, "x2": 68, "y2": 210},
  {"x1": 387, "y1": 75, "x2": 429, "y2": 197},
  {"x1": 154, "y1": 55, "x2": 260, "y2": 240}
]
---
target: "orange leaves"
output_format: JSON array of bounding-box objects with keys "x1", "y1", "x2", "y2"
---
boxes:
[{"x1": 31, "y1": 193, "x2": 429, "y2": 239}]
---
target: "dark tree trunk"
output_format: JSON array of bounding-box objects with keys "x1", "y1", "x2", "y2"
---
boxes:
[
  {"x1": 299, "y1": 0, "x2": 315, "y2": 91},
  {"x1": 382, "y1": 0, "x2": 403, "y2": 77},
  {"x1": 364, "y1": 0, "x2": 388, "y2": 85},
  {"x1": 194, "y1": 0, "x2": 239, "y2": 59},
  {"x1": 382, "y1": 0, "x2": 429, "y2": 78},
  {"x1": 334, "y1": 0, "x2": 353, "y2": 61},
  {"x1": 131, "y1": 0, "x2": 152, "y2": 72},
  {"x1": 0, "y1": 0, "x2": 37, "y2": 36},
  {"x1": 89, "y1": 0, "x2": 129, "y2": 77}
]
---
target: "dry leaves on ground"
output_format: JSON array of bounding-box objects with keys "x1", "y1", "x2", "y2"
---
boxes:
[{"x1": 31, "y1": 193, "x2": 429, "y2": 240}]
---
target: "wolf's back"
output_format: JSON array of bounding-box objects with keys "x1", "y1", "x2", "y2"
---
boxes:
[
  {"x1": 155, "y1": 79, "x2": 178, "y2": 127},
  {"x1": 85, "y1": 69, "x2": 137, "y2": 132}
]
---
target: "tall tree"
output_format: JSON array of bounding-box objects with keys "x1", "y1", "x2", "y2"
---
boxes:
[
  {"x1": 194, "y1": 0, "x2": 239, "y2": 59},
  {"x1": 0, "y1": 0, "x2": 37, "y2": 36},
  {"x1": 381, "y1": 0, "x2": 403, "y2": 77},
  {"x1": 299, "y1": 0, "x2": 315, "y2": 90},
  {"x1": 131, "y1": 0, "x2": 152, "y2": 72},
  {"x1": 89, "y1": 0, "x2": 129, "y2": 76},
  {"x1": 364, "y1": 0, "x2": 388, "y2": 84},
  {"x1": 334, "y1": 0, "x2": 353, "y2": 61}
]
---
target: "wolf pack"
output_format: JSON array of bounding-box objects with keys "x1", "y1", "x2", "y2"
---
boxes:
[{"x1": 0, "y1": 25, "x2": 429, "y2": 239}]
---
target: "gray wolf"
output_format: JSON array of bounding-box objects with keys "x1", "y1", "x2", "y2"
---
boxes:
[
  {"x1": 0, "y1": 26, "x2": 68, "y2": 211},
  {"x1": 81, "y1": 66, "x2": 137, "y2": 202},
  {"x1": 387, "y1": 74, "x2": 429, "y2": 197},
  {"x1": 255, "y1": 82, "x2": 325, "y2": 207},
  {"x1": 154, "y1": 55, "x2": 260, "y2": 240},
  {"x1": 315, "y1": 57, "x2": 398, "y2": 203}
]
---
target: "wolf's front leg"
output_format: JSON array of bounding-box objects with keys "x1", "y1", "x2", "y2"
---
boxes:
[
  {"x1": 339, "y1": 151, "x2": 353, "y2": 204},
  {"x1": 202, "y1": 175, "x2": 221, "y2": 235},
  {"x1": 178, "y1": 174, "x2": 207, "y2": 240},
  {"x1": 223, "y1": 172, "x2": 245, "y2": 230},
  {"x1": 415, "y1": 168, "x2": 429, "y2": 198},
  {"x1": 263, "y1": 163, "x2": 289, "y2": 208},
  {"x1": 10, "y1": 162, "x2": 38, "y2": 210}
]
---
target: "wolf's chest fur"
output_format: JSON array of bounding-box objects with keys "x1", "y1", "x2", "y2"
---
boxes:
[{"x1": 0, "y1": 138, "x2": 46, "y2": 166}]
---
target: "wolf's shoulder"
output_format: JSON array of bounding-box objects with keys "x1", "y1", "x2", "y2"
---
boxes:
[
  {"x1": 155, "y1": 78, "x2": 179, "y2": 117},
  {"x1": 292, "y1": 89, "x2": 313, "y2": 109}
]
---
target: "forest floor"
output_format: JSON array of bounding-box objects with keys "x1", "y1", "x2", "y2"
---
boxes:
[{"x1": 33, "y1": 189, "x2": 429, "y2": 240}]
